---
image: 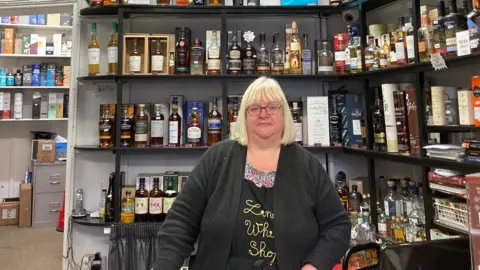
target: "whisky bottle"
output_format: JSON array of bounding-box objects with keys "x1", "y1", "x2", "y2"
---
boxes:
[
  {"x1": 91, "y1": 0, "x2": 104, "y2": 6},
  {"x1": 151, "y1": 104, "x2": 164, "y2": 147},
  {"x1": 104, "y1": 0, "x2": 118, "y2": 5},
  {"x1": 120, "y1": 104, "x2": 133, "y2": 147},
  {"x1": 271, "y1": 33, "x2": 284, "y2": 75},
  {"x1": 163, "y1": 178, "x2": 178, "y2": 215},
  {"x1": 176, "y1": 0, "x2": 189, "y2": 5},
  {"x1": 207, "y1": 30, "x2": 221, "y2": 75},
  {"x1": 151, "y1": 38, "x2": 165, "y2": 75},
  {"x1": 129, "y1": 38, "x2": 142, "y2": 74},
  {"x1": 229, "y1": 97, "x2": 239, "y2": 136},
  {"x1": 344, "y1": 25, "x2": 353, "y2": 73},
  {"x1": 99, "y1": 105, "x2": 114, "y2": 148},
  {"x1": 445, "y1": 0, "x2": 467, "y2": 57},
  {"x1": 242, "y1": 31, "x2": 256, "y2": 75},
  {"x1": 405, "y1": 8, "x2": 416, "y2": 64},
  {"x1": 227, "y1": 32, "x2": 242, "y2": 74},
  {"x1": 134, "y1": 104, "x2": 149, "y2": 147},
  {"x1": 149, "y1": 177, "x2": 164, "y2": 222},
  {"x1": 120, "y1": 191, "x2": 134, "y2": 223},
  {"x1": 135, "y1": 178, "x2": 149, "y2": 222},
  {"x1": 169, "y1": 98, "x2": 182, "y2": 147},
  {"x1": 169, "y1": 52, "x2": 175, "y2": 74},
  {"x1": 209, "y1": 0, "x2": 222, "y2": 5},
  {"x1": 317, "y1": 40, "x2": 334, "y2": 75},
  {"x1": 292, "y1": 102, "x2": 303, "y2": 144},
  {"x1": 88, "y1": 23, "x2": 100, "y2": 76},
  {"x1": 208, "y1": 97, "x2": 222, "y2": 146},
  {"x1": 347, "y1": 35, "x2": 359, "y2": 73},
  {"x1": 418, "y1": 11, "x2": 435, "y2": 62},
  {"x1": 379, "y1": 36, "x2": 389, "y2": 69},
  {"x1": 175, "y1": 28, "x2": 190, "y2": 74},
  {"x1": 61, "y1": 34, "x2": 68, "y2": 56},
  {"x1": 301, "y1": 34, "x2": 312, "y2": 75},
  {"x1": 99, "y1": 189, "x2": 106, "y2": 220},
  {"x1": 372, "y1": 88, "x2": 387, "y2": 152},
  {"x1": 389, "y1": 32, "x2": 398, "y2": 68},
  {"x1": 334, "y1": 34, "x2": 347, "y2": 74},
  {"x1": 105, "y1": 174, "x2": 115, "y2": 222},
  {"x1": 289, "y1": 21, "x2": 302, "y2": 74},
  {"x1": 187, "y1": 102, "x2": 202, "y2": 147},
  {"x1": 190, "y1": 38, "x2": 205, "y2": 75},
  {"x1": 467, "y1": 0, "x2": 480, "y2": 53},
  {"x1": 364, "y1": 36, "x2": 380, "y2": 71},
  {"x1": 107, "y1": 22, "x2": 118, "y2": 75},
  {"x1": 256, "y1": 33, "x2": 270, "y2": 74},
  {"x1": 395, "y1": 16, "x2": 408, "y2": 66},
  {"x1": 433, "y1": 1, "x2": 447, "y2": 57},
  {"x1": 157, "y1": 0, "x2": 170, "y2": 4}
]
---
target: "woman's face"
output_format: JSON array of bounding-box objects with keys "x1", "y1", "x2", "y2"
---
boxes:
[{"x1": 246, "y1": 96, "x2": 284, "y2": 142}]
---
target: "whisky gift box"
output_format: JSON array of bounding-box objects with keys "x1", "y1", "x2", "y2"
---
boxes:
[
  {"x1": 56, "y1": 93, "x2": 64, "y2": 118},
  {"x1": 445, "y1": 87, "x2": 459, "y2": 125},
  {"x1": 40, "y1": 93, "x2": 48, "y2": 119},
  {"x1": 393, "y1": 91, "x2": 410, "y2": 155},
  {"x1": 345, "y1": 93, "x2": 363, "y2": 149},
  {"x1": 381, "y1": 84, "x2": 399, "y2": 153},
  {"x1": 302, "y1": 96, "x2": 330, "y2": 147},
  {"x1": 458, "y1": 88, "x2": 474, "y2": 125},
  {"x1": 32, "y1": 92, "x2": 41, "y2": 119},
  {"x1": 48, "y1": 93, "x2": 57, "y2": 119},
  {"x1": 123, "y1": 34, "x2": 149, "y2": 75},
  {"x1": 4, "y1": 28, "x2": 14, "y2": 54},
  {"x1": 185, "y1": 100, "x2": 205, "y2": 146},
  {"x1": 328, "y1": 91, "x2": 346, "y2": 146},
  {"x1": 53, "y1": 34, "x2": 61, "y2": 56},
  {"x1": 22, "y1": 35, "x2": 30, "y2": 55},
  {"x1": 2, "y1": 92, "x2": 11, "y2": 119},
  {"x1": 63, "y1": 94, "x2": 69, "y2": 118},
  {"x1": 431, "y1": 86, "x2": 447, "y2": 125},
  {"x1": 29, "y1": 34, "x2": 38, "y2": 55},
  {"x1": 405, "y1": 86, "x2": 421, "y2": 155},
  {"x1": 47, "y1": 14, "x2": 60, "y2": 26},
  {"x1": 148, "y1": 34, "x2": 175, "y2": 75},
  {"x1": 164, "y1": 171, "x2": 179, "y2": 192},
  {"x1": 60, "y1": 13, "x2": 72, "y2": 26},
  {"x1": 472, "y1": 76, "x2": 480, "y2": 127}
]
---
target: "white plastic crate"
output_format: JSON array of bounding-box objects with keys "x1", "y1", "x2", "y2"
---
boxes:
[{"x1": 434, "y1": 198, "x2": 469, "y2": 232}]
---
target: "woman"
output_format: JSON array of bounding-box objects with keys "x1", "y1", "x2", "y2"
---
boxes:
[{"x1": 154, "y1": 77, "x2": 351, "y2": 270}]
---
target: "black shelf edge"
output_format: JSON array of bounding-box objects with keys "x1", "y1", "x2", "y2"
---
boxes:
[
  {"x1": 72, "y1": 216, "x2": 114, "y2": 226},
  {"x1": 433, "y1": 221, "x2": 470, "y2": 237},
  {"x1": 80, "y1": 5, "x2": 119, "y2": 16},
  {"x1": 74, "y1": 145, "x2": 115, "y2": 151},
  {"x1": 303, "y1": 146, "x2": 344, "y2": 153},
  {"x1": 427, "y1": 125, "x2": 480, "y2": 133}
]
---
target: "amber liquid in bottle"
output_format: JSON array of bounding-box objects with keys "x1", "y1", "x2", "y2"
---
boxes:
[
  {"x1": 207, "y1": 97, "x2": 222, "y2": 146},
  {"x1": 209, "y1": 0, "x2": 222, "y2": 5},
  {"x1": 129, "y1": 38, "x2": 142, "y2": 74},
  {"x1": 108, "y1": 22, "x2": 119, "y2": 75},
  {"x1": 149, "y1": 177, "x2": 164, "y2": 222},
  {"x1": 88, "y1": 23, "x2": 101, "y2": 76},
  {"x1": 135, "y1": 178, "x2": 149, "y2": 222},
  {"x1": 99, "y1": 105, "x2": 114, "y2": 148},
  {"x1": 134, "y1": 104, "x2": 149, "y2": 147},
  {"x1": 151, "y1": 39, "x2": 165, "y2": 75},
  {"x1": 120, "y1": 191, "x2": 134, "y2": 223},
  {"x1": 104, "y1": 0, "x2": 118, "y2": 5},
  {"x1": 157, "y1": 0, "x2": 170, "y2": 4},
  {"x1": 120, "y1": 105, "x2": 133, "y2": 147},
  {"x1": 91, "y1": 0, "x2": 104, "y2": 6},
  {"x1": 187, "y1": 102, "x2": 202, "y2": 147},
  {"x1": 228, "y1": 98, "x2": 239, "y2": 136},
  {"x1": 176, "y1": 0, "x2": 189, "y2": 5},
  {"x1": 151, "y1": 104, "x2": 165, "y2": 147},
  {"x1": 169, "y1": 99, "x2": 182, "y2": 147}
]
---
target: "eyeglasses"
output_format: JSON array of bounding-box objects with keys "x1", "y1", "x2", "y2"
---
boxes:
[{"x1": 247, "y1": 105, "x2": 282, "y2": 116}]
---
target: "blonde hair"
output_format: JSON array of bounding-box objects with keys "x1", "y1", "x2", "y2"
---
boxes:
[{"x1": 230, "y1": 76, "x2": 297, "y2": 146}]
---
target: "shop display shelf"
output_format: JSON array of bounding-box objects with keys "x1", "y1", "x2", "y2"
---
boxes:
[
  {"x1": 0, "y1": 54, "x2": 71, "y2": 58},
  {"x1": 434, "y1": 221, "x2": 470, "y2": 237},
  {"x1": 0, "y1": 23, "x2": 72, "y2": 30},
  {"x1": 80, "y1": 5, "x2": 119, "y2": 16},
  {"x1": 0, "y1": 86, "x2": 69, "y2": 89},
  {"x1": 0, "y1": 118, "x2": 67, "y2": 121},
  {"x1": 427, "y1": 125, "x2": 480, "y2": 133},
  {"x1": 72, "y1": 216, "x2": 114, "y2": 227}
]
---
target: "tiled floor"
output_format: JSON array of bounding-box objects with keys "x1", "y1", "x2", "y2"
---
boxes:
[{"x1": 0, "y1": 226, "x2": 63, "y2": 270}]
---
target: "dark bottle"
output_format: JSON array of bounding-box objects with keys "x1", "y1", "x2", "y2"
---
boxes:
[
  {"x1": 99, "y1": 105, "x2": 114, "y2": 148},
  {"x1": 372, "y1": 88, "x2": 387, "y2": 152},
  {"x1": 14, "y1": 69, "x2": 22, "y2": 86},
  {"x1": 151, "y1": 104, "x2": 165, "y2": 147},
  {"x1": 242, "y1": 34, "x2": 256, "y2": 75},
  {"x1": 91, "y1": 252, "x2": 102, "y2": 270},
  {"x1": 105, "y1": 173, "x2": 115, "y2": 222},
  {"x1": 256, "y1": 33, "x2": 270, "y2": 74},
  {"x1": 207, "y1": 97, "x2": 222, "y2": 146},
  {"x1": 55, "y1": 66, "x2": 63, "y2": 86},
  {"x1": 445, "y1": 0, "x2": 467, "y2": 57},
  {"x1": 228, "y1": 97, "x2": 239, "y2": 136},
  {"x1": 291, "y1": 102, "x2": 302, "y2": 145},
  {"x1": 134, "y1": 177, "x2": 149, "y2": 222},
  {"x1": 348, "y1": 184, "x2": 363, "y2": 214},
  {"x1": 433, "y1": 1, "x2": 447, "y2": 57},
  {"x1": 190, "y1": 38, "x2": 205, "y2": 75},
  {"x1": 120, "y1": 105, "x2": 133, "y2": 147},
  {"x1": 175, "y1": 28, "x2": 190, "y2": 74},
  {"x1": 149, "y1": 177, "x2": 164, "y2": 222},
  {"x1": 168, "y1": 98, "x2": 182, "y2": 147},
  {"x1": 336, "y1": 172, "x2": 349, "y2": 212},
  {"x1": 163, "y1": 178, "x2": 178, "y2": 216},
  {"x1": 227, "y1": 32, "x2": 242, "y2": 74},
  {"x1": 271, "y1": 33, "x2": 285, "y2": 75}
]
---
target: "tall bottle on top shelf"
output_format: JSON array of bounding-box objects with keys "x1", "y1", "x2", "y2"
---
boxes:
[
  {"x1": 445, "y1": 0, "x2": 467, "y2": 57},
  {"x1": 169, "y1": 98, "x2": 182, "y2": 147},
  {"x1": 418, "y1": 11, "x2": 435, "y2": 62},
  {"x1": 120, "y1": 105, "x2": 133, "y2": 147},
  {"x1": 134, "y1": 104, "x2": 149, "y2": 147},
  {"x1": 190, "y1": 38, "x2": 205, "y2": 75},
  {"x1": 256, "y1": 33, "x2": 270, "y2": 74},
  {"x1": 135, "y1": 178, "x2": 149, "y2": 222},
  {"x1": 271, "y1": 33, "x2": 285, "y2": 75},
  {"x1": 301, "y1": 34, "x2": 312, "y2": 75},
  {"x1": 317, "y1": 40, "x2": 334, "y2": 74},
  {"x1": 129, "y1": 38, "x2": 142, "y2": 74},
  {"x1": 227, "y1": 32, "x2": 242, "y2": 75},
  {"x1": 187, "y1": 102, "x2": 202, "y2": 147},
  {"x1": 291, "y1": 102, "x2": 302, "y2": 144},
  {"x1": 243, "y1": 32, "x2": 256, "y2": 75},
  {"x1": 99, "y1": 105, "x2": 114, "y2": 148},
  {"x1": 151, "y1": 104, "x2": 165, "y2": 147},
  {"x1": 344, "y1": 25, "x2": 353, "y2": 73},
  {"x1": 433, "y1": 0, "x2": 447, "y2": 57},
  {"x1": 149, "y1": 177, "x2": 164, "y2": 222},
  {"x1": 405, "y1": 8, "x2": 416, "y2": 64},
  {"x1": 207, "y1": 30, "x2": 221, "y2": 75},
  {"x1": 467, "y1": 0, "x2": 480, "y2": 53},
  {"x1": 395, "y1": 16, "x2": 408, "y2": 66},
  {"x1": 151, "y1": 38, "x2": 165, "y2": 75},
  {"x1": 372, "y1": 88, "x2": 387, "y2": 152},
  {"x1": 108, "y1": 22, "x2": 118, "y2": 75},
  {"x1": 364, "y1": 35, "x2": 380, "y2": 71},
  {"x1": 88, "y1": 23, "x2": 100, "y2": 76},
  {"x1": 207, "y1": 97, "x2": 222, "y2": 146},
  {"x1": 289, "y1": 21, "x2": 302, "y2": 74}
]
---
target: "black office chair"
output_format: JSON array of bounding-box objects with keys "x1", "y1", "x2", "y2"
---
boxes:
[{"x1": 342, "y1": 242, "x2": 381, "y2": 270}]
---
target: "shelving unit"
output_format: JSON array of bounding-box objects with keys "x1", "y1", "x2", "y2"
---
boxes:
[
  {"x1": 0, "y1": 118, "x2": 68, "y2": 122},
  {"x1": 0, "y1": 23, "x2": 72, "y2": 30},
  {"x1": 0, "y1": 86, "x2": 69, "y2": 89},
  {"x1": 0, "y1": 54, "x2": 71, "y2": 58}
]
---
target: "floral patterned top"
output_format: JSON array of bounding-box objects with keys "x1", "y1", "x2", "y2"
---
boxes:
[{"x1": 244, "y1": 162, "x2": 277, "y2": 188}]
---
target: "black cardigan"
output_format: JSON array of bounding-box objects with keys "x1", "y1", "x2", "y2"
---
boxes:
[{"x1": 153, "y1": 140, "x2": 351, "y2": 270}]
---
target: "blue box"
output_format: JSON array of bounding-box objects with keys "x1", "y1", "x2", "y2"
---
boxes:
[
  {"x1": 184, "y1": 101, "x2": 205, "y2": 145},
  {"x1": 1, "y1": 16, "x2": 9, "y2": 24},
  {"x1": 345, "y1": 93, "x2": 364, "y2": 149},
  {"x1": 281, "y1": 0, "x2": 316, "y2": 6},
  {"x1": 29, "y1": 15, "x2": 37, "y2": 25},
  {"x1": 55, "y1": 141, "x2": 67, "y2": 161},
  {"x1": 37, "y1": 14, "x2": 46, "y2": 25}
]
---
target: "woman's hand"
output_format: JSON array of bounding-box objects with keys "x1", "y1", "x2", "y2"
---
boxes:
[{"x1": 301, "y1": 263, "x2": 318, "y2": 270}]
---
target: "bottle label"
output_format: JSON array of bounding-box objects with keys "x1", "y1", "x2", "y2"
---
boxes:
[
  {"x1": 378, "y1": 222, "x2": 387, "y2": 232},
  {"x1": 418, "y1": 41, "x2": 426, "y2": 53},
  {"x1": 243, "y1": 58, "x2": 255, "y2": 72},
  {"x1": 149, "y1": 197, "x2": 163, "y2": 214},
  {"x1": 187, "y1": 126, "x2": 201, "y2": 141},
  {"x1": 318, "y1": 66, "x2": 334, "y2": 72},
  {"x1": 406, "y1": 35, "x2": 415, "y2": 59},
  {"x1": 395, "y1": 42, "x2": 406, "y2": 61},
  {"x1": 190, "y1": 49, "x2": 204, "y2": 74},
  {"x1": 169, "y1": 121, "x2": 179, "y2": 144},
  {"x1": 108, "y1": 46, "x2": 118, "y2": 64},
  {"x1": 384, "y1": 200, "x2": 395, "y2": 217},
  {"x1": 208, "y1": 118, "x2": 221, "y2": 130},
  {"x1": 290, "y1": 42, "x2": 300, "y2": 51},
  {"x1": 88, "y1": 48, "x2": 100, "y2": 65},
  {"x1": 99, "y1": 123, "x2": 112, "y2": 139},
  {"x1": 151, "y1": 120, "x2": 164, "y2": 138},
  {"x1": 228, "y1": 50, "x2": 242, "y2": 71},
  {"x1": 135, "y1": 119, "x2": 148, "y2": 142},
  {"x1": 129, "y1": 56, "x2": 141, "y2": 72},
  {"x1": 446, "y1": 38, "x2": 457, "y2": 52},
  {"x1": 209, "y1": 49, "x2": 220, "y2": 59},
  {"x1": 151, "y1": 55, "x2": 165, "y2": 72},
  {"x1": 229, "y1": 50, "x2": 241, "y2": 59},
  {"x1": 121, "y1": 202, "x2": 134, "y2": 214},
  {"x1": 468, "y1": 17, "x2": 480, "y2": 49},
  {"x1": 207, "y1": 59, "x2": 221, "y2": 70},
  {"x1": 134, "y1": 197, "x2": 148, "y2": 214},
  {"x1": 294, "y1": 122, "x2": 302, "y2": 142},
  {"x1": 163, "y1": 197, "x2": 175, "y2": 213},
  {"x1": 121, "y1": 121, "x2": 132, "y2": 139}
]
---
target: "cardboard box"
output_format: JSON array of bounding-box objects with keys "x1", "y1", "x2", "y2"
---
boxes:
[
  {"x1": 46, "y1": 14, "x2": 60, "y2": 26},
  {"x1": 60, "y1": 13, "x2": 72, "y2": 26},
  {"x1": 53, "y1": 34, "x2": 62, "y2": 56},
  {"x1": 29, "y1": 34, "x2": 38, "y2": 55},
  {"x1": 63, "y1": 66, "x2": 71, "y2": 87},
  {"x1": 37, "y1": 140, "x2": 55, "y2": 162},
  {"x1": 473, "y1": 76, "x2": 480, "y2": 127},
  {"x1": 2, "y1": 92, "x2": 11, "y2": 119},
  {"x1": 18, "y1": 184, "x2": 32, "y2": 227},
  {"x1": 37, "y1": 14, "x2": 46, "y2": 25},
  {"x1": 22, "y1": 35, "x2": 30, "y2": 55},
  {"x1": 4, "y1": 28, "x2": 14, "y2": 54},
  {"x1": 0, "y1": 202, "x2": 19, "y2": 226},
  {"x1": 164, "y1": 171, "x2": 179, "y2": 192},
  {"x1": 28, "y1": 15, "x2": 37, "y2": 25}
]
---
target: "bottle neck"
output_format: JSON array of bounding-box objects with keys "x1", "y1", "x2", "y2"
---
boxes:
[{"x1": 450, "y1": 0, "x2": 458, "y2": 13}]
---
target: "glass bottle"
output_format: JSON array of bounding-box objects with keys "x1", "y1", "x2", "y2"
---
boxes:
[
  {"x1": 271, "y1": 33, "x2": 284, "y2": 75},
  {"x1": 336, "y1": 172, "x2": 349, "y2": 212},
  {"x1": 301, "y1": 34, "x2": 312, "y2": 75},
  {"x1": 88, "y1": 23, "x2": 100, "y2": 76},
  {"x1": 360, "y1": 193, "x2": 370, "y2": 215},
  {"x1": 99, "y1": 105, "x2": 114, "y2": 148},
  {"x1": 256, "y1": 33, "x2": 270, "y2": 74},
  {"x1": 104, "y1": 0, "x2": 118, "y2": 5},
  {"x1": 121, "y1": 191, "x2": 135, "y2": 223},
  {"x1": 105, "y1": 174, "x2": 115, "y2": 222},
  {"x1": 242, "y1": 32, "x2": 256, "y2": 75},
  {"x1": 317, "y1": 40, "x2": 334, "y2": 75},
  {"x1": 372, "y1": 88, "x2": 387, "y2": 151},
  {"x1": 378, "y1": 213, "x2": 388, "y2": 236},
  {"x1": 389, "y1": 29, "x2": 398, "y2": 68},
  {"x1": 120, "y1": 104, "x2": 133, "y2": 147},
  {"x1": 157, "y1": 0, "x2": 170, "y2": 4},
  {"x1": 354, "y1": 36, "x2": 362, "y2": 72},
  {"x1": 418, "y1": 11, "x2": 435, "y2": 62},
  {"x1": 108, "y1": 22, "x2": 118, "y2": 75},
  {"x1": 187, "y1": 102, "x2": 202, "y2": 147},
  {"x1": 149, "y1": 177, "x2": 164, "y2": 222},
  {"x1": 169, "y1": 52, "x2": 175, "y2": 74},
  {"x1": 347, "y1": 35, "x2": 359, "y2": 73},
  {"x1": 445, "y1": 0, "x2": 467, "y2": 57},
  {"x1": 288, "y1": 21, "x2": 302, "y2": 74},
  {"x1": 176, "y1": 0, "x2": 189, "y2": 6},
  {"x1": 227, "y1": 32, "x2": 242, "y2": 75},
  {"x1": 207, "y1": 30, "x2": 221, "y2": 75},
  {"x1": 433, "y1": 1, "x2": 447, "y2": 57},
  {"x1": 351, "y1": 212, "x2": 377, "y2": 245},
  {"x1": 175, "y1": 28, "x2": 190, "y2": 74},
  {"x1": 55, "y1": 66, "x2": 63, "y2": 86},
  {"x1": 151, "y1": 104, "x2": 165, "y2": 147},
  {"x1": 151, "y1": 38, "x2": 165, "y2": 75},
  {"x1": 344, "y1": 25, "x2": 353, "y2": 73},
  {"x1": 379, "y1": 35, "x2": 389, "y2": 69},
  {"x1": 129, "y1": 38, "x2": 142, "y2": 74},
  {"x1": 384, "y1": 180, "x2": 403, "y2": 223},
  {"x1": 135, "y1": 178, "x2": 149, "y2": 222},
  {"x1": 406, "y1": 184, "x2": 419, "y2": 218},
  {"x1": 348, "y1": 184, "x2": 363, "y2": 214},
  {"x1": 207, "y1": 97, "x2": 222, "y2": 146},
  {"x1": 6, "y1": 69, "x2": 14, "y2": 86},
  {"x1": 134, "y1": 104, "x2": 149, "y2": 147},
  {"x1": 334, "y1": 33, "x2": 347, "y2": 74},
  {"x1": 400, "y1": 180, "x2": 409, "y2": 217},
  {"x1": 99, "y1": 189, "x2": 107, "y2": 220},
  {"x1": 467, "y1": 0, "x2": 480, "y2": 53},
  {"x1": 395, "y1": 16, "x2": 408, "y2": 66},
  {"x1": 168, "y1": 98, "x2": 182, "y2": 147},
  {"x1": 364, "y1": 36, "x2": 380, "y2": 71},
  {"x1": 405, "y1": 8, "x2": 416, "y2": 64},
  {"x1": 228, "y1": 97, "x2": 239, "y2": 136},
  {"x1": 61, "y1": 34, "x2": 68, "y2": 56},
  {"x1": 190, "y1": 38, "x2": 204, "y2": 75},
  {"x1": 14, "y1": 69, "x2": 22, "y2": 86},
  {"x1": 209, "y1": 0, "x2": 222, "y2": 5},
  {"x1": 163, "y1": 178, "x2": 178, "y2": 216},
  {"x1": 291, "y1": 102, "x2": 303, "y2": 145},
  {"x1": 394, "y1": 217, "x2": 406, "y2": 243}
]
